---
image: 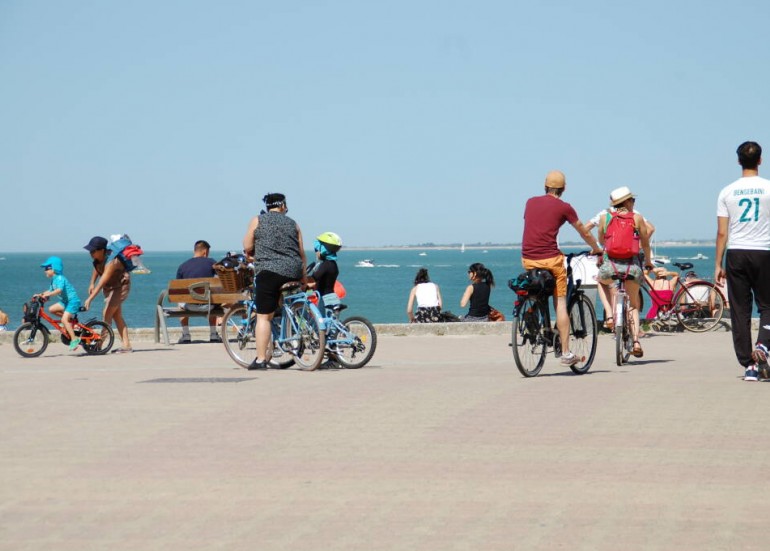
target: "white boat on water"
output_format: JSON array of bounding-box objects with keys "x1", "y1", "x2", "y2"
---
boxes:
[
  {"x1": 356, "y1": 259, "x2": 375, "y2": 268},
  {"x1": 418, "y1": 252, "x2": 427, "y2": 256},
  {"x1": 675, "y1": 253, "x2": 709, "y2": 261}
]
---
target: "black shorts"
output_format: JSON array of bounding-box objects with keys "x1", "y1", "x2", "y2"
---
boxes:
[{"x1": 256, "y1": 270, "x2": 296, "y2": 314}]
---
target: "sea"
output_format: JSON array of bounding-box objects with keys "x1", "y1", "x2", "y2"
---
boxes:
[{"x1": 0, "y1": 245, "x2": 716, "y2": 331}]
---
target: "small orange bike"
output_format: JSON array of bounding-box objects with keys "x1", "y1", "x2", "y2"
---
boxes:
[{"x1": 13, "y1": 295, "x2": 115, "y2": 358}]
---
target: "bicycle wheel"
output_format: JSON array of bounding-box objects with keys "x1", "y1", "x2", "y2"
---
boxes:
[
  {"x1": 675, "y1": 281, "x2": 725, "y2": 333},
  {"x1": 288, "y1": 302, "x2": 326, "y2": 371},
  {"x1": 568, "y1": 294, "x2": 597, "y2": 374},
  {"x1": 512, "y1": 297, "x2": 548, "y2": 377},
  {"x1": 13, "y1": 323, "x2": 49, "y2": 358},
  {"x1": 221, "y1": 305, "x2": 257, "y2": 367},
  {"x1": 334, "y1": 316, "x2": 377, "y2": 369},
  {"x1": 81, "y1": 320, "x2": 114, "y2": 355},
  {"x1": 614, "y1": 297, "x2": 631, "y2": 365},
  {"x1": 268, "y1": 328, "x2": 295, "y2": 369}
]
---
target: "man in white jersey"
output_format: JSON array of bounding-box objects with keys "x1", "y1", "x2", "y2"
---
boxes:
[{"x1": 715, "y1": 141, "x2": 770, "y2": 382}]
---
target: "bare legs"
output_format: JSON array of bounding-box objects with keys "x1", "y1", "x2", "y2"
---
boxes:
[
  {"x1": 600, "y1": 280, "x2": 642, "y2": 344},
  {"x1": 49, "y1": 302, "x2": 76, "y2": 341},
  {"x1": 103, "y1": 302, "x2": 131, "y2": 351},
  {"x1": 553, "y1": 295, "x2": 570, "y2": 356},
  {"x1": 255, "y1": 312, "x2": 275, "y2": 363}
]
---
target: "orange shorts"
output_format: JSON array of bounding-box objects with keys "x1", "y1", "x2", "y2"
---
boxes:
[{"x1": 522, "y1": 254, "x2": 567, "y2": 297}]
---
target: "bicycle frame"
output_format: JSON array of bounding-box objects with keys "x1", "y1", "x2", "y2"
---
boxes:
[
  {"x1": 31, "y1": 301, "x2": 107, "y2": 346},
  {"x1": 272, "y1": 289, "x2": 326, "y2": 351},
  {"x1": 511, "y1": 251, "x2": 598, "y2": 376},
  {"x1": 222, "y1": 266, "x2": 327, "y2": 370},
  {"x1": 639, "y1": 264, "x2": 726, "y2": 332},
  {"x1": 14, "y1": 296, "x2": 115, "y2": 357}
]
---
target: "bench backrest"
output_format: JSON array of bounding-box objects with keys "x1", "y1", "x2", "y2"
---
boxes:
[{"x1": 166, "y1": 277, "x2": 247, "y2": 305}]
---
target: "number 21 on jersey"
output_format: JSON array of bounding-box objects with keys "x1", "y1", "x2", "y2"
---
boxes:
[{"x1": 739, "y1": 197, "x2": 760, "y2": 222}]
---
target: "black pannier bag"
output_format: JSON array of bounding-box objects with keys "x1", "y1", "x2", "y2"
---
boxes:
[{"x1": 508, "y1": 268, "x2": 556, "y2": 297}]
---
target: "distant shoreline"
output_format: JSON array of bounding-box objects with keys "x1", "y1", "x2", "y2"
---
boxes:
[{"x1": 344, "y1": 242, "x2": 716, "y2": 252}]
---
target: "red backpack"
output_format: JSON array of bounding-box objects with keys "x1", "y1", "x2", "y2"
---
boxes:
[{"x1": 604, "y1": 211, "x2": 640, "y2": 259}]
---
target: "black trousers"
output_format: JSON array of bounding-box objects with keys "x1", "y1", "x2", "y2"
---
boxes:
[{"x1": 726, "y1": 249, "x2": 770, "y2": 367}]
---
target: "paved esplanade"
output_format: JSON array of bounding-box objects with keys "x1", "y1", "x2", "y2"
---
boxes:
[{"x1": 2, "y1": 328, "x2": 769, "y2": 550}]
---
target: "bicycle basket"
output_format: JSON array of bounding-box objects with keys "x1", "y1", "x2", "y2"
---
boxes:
[
  {"x1": 22, "y1": 300, "x2": 40, "y2": 322},
  {"x1": 214, "y1": 263, "x2": 251, "y2": 292},
  {"x1": 508, "y1": 269, "x2": 555, "y2": 297}
]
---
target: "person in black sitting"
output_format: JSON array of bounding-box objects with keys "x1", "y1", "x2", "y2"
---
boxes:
[
  {"x1": 460, "y1": 262, "x2": 494, "y2": 321},
  {"x1": 176, "y1": 240, "x2": 221, "y2": 343},
  {"x1": 308, "y1": 232, "x2": 343, "y2": 311}
]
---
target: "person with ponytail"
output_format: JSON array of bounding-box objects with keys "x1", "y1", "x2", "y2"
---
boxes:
[{"x1": 460, "y1": 263, "x2": 494, "y2": 322}]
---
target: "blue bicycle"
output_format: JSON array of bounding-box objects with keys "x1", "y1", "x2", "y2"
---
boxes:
[
  {"x1": 313, "y1": 295, "x2": 377, "y2": 369},
  {"x1": 222, "y1": 265, "x2": 327, "y2": 371}
]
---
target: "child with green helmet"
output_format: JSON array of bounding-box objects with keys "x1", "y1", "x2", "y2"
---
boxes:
[{"x1": 309, "y1": 232, "x2": 342, "y2": 311}]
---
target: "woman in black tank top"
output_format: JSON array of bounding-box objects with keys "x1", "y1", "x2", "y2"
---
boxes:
[{"x1": 460, "y1": 263, "x2": 495, "y2": 322}]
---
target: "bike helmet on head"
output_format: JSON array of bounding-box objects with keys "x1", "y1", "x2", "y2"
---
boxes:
[
  {"x1": 314, "y1": 232, "x2": 342, "y2": 261},
  {"x1": 316, "y1": 232, "x2": 342, "y2": 253},
  {"x1": 40, "y1": 256, "x2": 64, "y2": 275}
]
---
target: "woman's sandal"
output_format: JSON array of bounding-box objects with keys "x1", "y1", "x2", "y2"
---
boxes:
[
  {"x1": 631, "y1": 340, "x2": 644, "y2": 358},
  {"x1": 603, "y1": 317, "x2": 615, "y2": 331}
]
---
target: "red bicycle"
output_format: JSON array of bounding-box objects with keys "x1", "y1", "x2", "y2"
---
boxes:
[{"x1": 13, "y1": 296, "x2": 115, "y2": 358}]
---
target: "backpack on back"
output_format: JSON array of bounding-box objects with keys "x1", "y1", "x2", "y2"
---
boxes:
[
  {"x1": 604, "y1": 211, "x2": 640, "y2": 259},
  {"x1": 108, "y1": 234, "x2": 149, "y2": 273}
]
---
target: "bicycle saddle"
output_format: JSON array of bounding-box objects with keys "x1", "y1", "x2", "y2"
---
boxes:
[
  {"x1": 280, "y1": 281, "x2": 303, "y2": 293},
  {"x1": 674, "y1": 262, "x2": 693, "y2": 271}
]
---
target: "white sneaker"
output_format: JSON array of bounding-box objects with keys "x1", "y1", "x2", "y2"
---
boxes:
[
  {"x1": 560, "y1": 352, "x2": 579, "y2": 366},
  {"x1": 745, "y1": 365, "x2": 759, "y2": 382}
]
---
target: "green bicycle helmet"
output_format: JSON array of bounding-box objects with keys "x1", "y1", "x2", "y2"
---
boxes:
[{"x1": 316, "y1": 232, "x2": 342, "y2": 253}]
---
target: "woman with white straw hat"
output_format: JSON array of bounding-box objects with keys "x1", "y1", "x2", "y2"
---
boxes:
[{"x1": 596, "y1": 186, "x2": 654, "y2": 357}]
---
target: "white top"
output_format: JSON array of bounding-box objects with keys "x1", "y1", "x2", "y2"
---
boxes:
[
  {"x1": 716, "y1": 175, "x2": 770, "y2": 250},
  {"x1": 415, "y1": 282, "x2": 440, "y2": 308}
]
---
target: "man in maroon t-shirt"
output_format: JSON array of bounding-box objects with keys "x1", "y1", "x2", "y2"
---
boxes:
[{"x1": 521, "y1": 170, "x2": 602, "y2": 367}]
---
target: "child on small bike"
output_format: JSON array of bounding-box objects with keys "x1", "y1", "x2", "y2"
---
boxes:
[
  {"x1": 38, "y1": 256, "x2": 82, "y2": 350},
  {"x1": 307, "y1": 232, "x2": 343, "y2": 312}
]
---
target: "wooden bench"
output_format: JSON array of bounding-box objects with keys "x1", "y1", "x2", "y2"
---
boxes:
[{"x1": 154, "y1": 277, "x2": 247, "y2": 345}]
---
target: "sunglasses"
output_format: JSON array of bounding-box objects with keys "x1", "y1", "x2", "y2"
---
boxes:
[{"x1": 42, "y1": 265, "x2": 52, "y2": 270}]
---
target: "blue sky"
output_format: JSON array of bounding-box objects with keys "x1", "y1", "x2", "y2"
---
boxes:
[{"x1": 2, "y1": 0, "x2": 769, "y2": 253}]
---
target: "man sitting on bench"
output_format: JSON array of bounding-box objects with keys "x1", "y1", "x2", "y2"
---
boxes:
[{"x1": 176, "y1": 240, "x2": 221, "y2": 343}]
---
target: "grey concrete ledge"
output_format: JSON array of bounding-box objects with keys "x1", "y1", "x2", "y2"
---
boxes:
[
  {"x1": 0, "y1": 318, "x2": 744, "y2": 345},
  {"x1": 0, "y1": 322, "x2": 514, "y2": 345}
]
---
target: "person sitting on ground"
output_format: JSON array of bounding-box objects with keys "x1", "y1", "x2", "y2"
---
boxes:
[
  {"x1": 597, "y1": 186, "x2": 654, "y2": 357},
  {"x1": 407, "y1": 268, "x2": 443, "y2": 323},
  {"x1": 176, "y1": 240, "x2": 221, "y2": 344},
  {"x1": 0, "y1": 308, "x2": 8, "y2": 332},
  {"x1": 643, "y1": 266, "x2": 679, "y2": 319},
  {"x1": 307, "y1": 232, "x2": 343, "y2": 312},
  {"x1": 37, "y1": 256, "x2": 82, "y2": 351},
  {"x1": 460, "y1": 263, "x2": 494, "y2": 322}
]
